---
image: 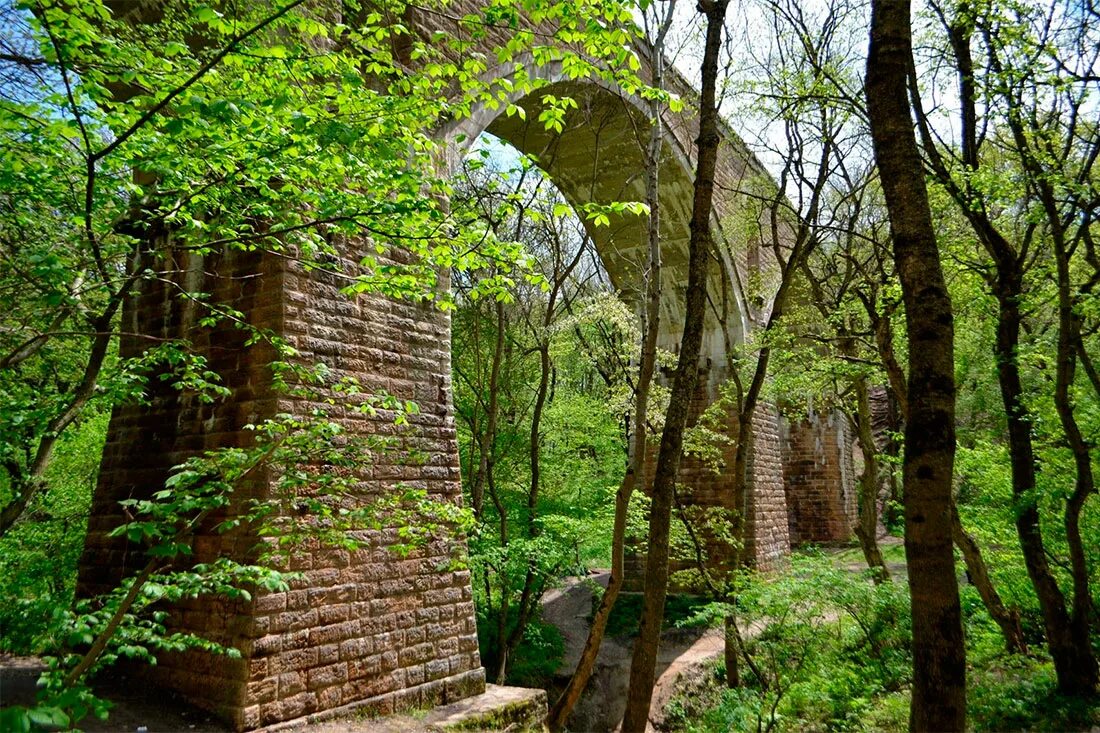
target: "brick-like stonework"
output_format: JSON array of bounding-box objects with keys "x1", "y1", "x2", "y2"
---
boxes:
[
  {"x1": 78, "y1": 247, "x2": 485, "y2": 730},
  {"x1": 746, "y1": 403, "x2": 794, "y2": 567},
  {"x1": 780, "y1": 411, "x2": 857, "y2": 545}
]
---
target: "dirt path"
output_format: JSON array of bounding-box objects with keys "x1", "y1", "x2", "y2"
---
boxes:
[
  {"x1": 540, "y1": 573, "x2": 724, "y2": 733},
  {"x1": 645, "y1": 628, "x2": 724, "y2": 732}
]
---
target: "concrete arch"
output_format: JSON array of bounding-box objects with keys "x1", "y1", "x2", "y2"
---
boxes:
[
  {"x1": 445, "y1": 65, "x2": 755, "y2": 363},
  {"x1": 450, "y1": 74, "x2": 798, "y2": 577}
]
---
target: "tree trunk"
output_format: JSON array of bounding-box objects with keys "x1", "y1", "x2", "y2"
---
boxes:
[
  {"x1": 1051, "y1": 233, "x2": 1099, "y2": 694},
  {"x1": 546, "y1": 4, "x2": 673, "y2": 724},
  {"x1": 501, "y1": 232, "x2": 588, "y2": 684},
  {"x1": 481, "y1": 300, "x2": 509, "y2": 683},
  {"x1": 724, "y1": 614, "x2": 741, "y2": 688},
  {"x1": 994, "y1": 269, "x2": 1092, "y2": 690},
  {"x1": 471, "y1": 300, "x2": 505, "y2": 519},
  {"x1": 950, "y1": 502, "x2": 1026, "y2": 654},
  {"x1": 849, "y1": 373, "x2": 889, "y2": 581},
  {"x1": 865, "y1": 2, "x2": 966, "y2": 730},
  {"x1": 621, "y1": 2, "x2": 727, "y2": 730}
]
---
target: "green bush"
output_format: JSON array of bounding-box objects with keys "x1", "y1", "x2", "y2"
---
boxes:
[
  {"x1": 668, "y1": 548, "x2": 1100, "y2": 733},
  {"x1": 475, "y1": 606, "x2": 564, "y2": 689},
  {"x1": 0, "y1": 413, "x2": 107, "y2": 653},
  {"x1": 598, "y1": 591, "x2": 712, "y2": 640},
  {"x1": 665, "y1": 552, "x2": 913, "y2": 733}
]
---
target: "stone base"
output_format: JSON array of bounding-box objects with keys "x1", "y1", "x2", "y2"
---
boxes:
[
  {"x1": 260, "y1": 668, "x2": 487, "y2": 731},
  {"x1": 266, "y1": 683, "x2": 547, "y2": 732},
  {"x1": 420, "y1": 684, "x2": 548, "y2": 732}
]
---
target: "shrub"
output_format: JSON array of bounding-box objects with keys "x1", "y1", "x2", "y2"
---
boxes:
[{"x1": 0, "y1": 414, "x2": 107, "y2": 653}]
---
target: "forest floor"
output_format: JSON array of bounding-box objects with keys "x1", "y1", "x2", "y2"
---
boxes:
[
  {"x1": 536, "y1": 536, "x2": 906, "y2": 732},
  {"x1": 0, "y1": 539, "x2": 905, "y2": 732},
  {"x1": 829, "y1": 535, "x2": 906, "y2": 576}
]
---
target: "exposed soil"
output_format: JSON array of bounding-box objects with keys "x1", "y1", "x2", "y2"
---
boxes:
[{"x1": 539, "y1": 571, "x2": 724, "y2": 733}]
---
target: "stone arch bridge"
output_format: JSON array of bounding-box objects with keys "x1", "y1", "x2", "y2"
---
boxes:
[{"x1": 78, "y1": 6, "x2": 855, "y2": 730}]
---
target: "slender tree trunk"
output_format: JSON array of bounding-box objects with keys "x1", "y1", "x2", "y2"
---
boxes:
[
  {"x1": 529, "y1": 339, "x2": 551, "y2": 525},
  {"x1": 621, "y1": 3, "x2": 727, "y2": 730},
  {"x1": 1051, "y1": 234, "x2": 1099, "y2": 694},
  {"x1": 547, "y1": 238, "x2": 659, "y2": 728},
  {"x1": 993, "y1": 271, "x2": 1092, "y2": 689},
  {"x1": 950, "y1": 502, "x2": 1026, "y2": 654},
  {"x1": 866, "y1": 2, "x2": 966, "y2": 730},
  {"x1": 912, "y1": 8, "x2": 1098, "y2": 692},
  {"x1": 720, "y1": 96, "x2": 833, "y2": 695},
  {"x1": 548, "y1": 470, "x2": 639, "y2": 730},
  {"x1": 502, "y1": 239, "x2": 587, "y2": 684},
  {"x1": 0, "y1": 311, "x2": 120, "y2": 537},
  {"x1": 471, "y1": 301, "x2": 505, "y2": 519},
  {"x1": 490, "y1": 457, "x2": 510, "y2": 684},
  {"x1": 724, "y1": 615, "x2": 741, "y2": 688},
  {"x1": 478, "y1": 299, "x2": 509, "y2": 683},
  {"x1": 499, "y1": 236, "x2": 588, "y2": 681},
  {"x1": 547, "y1": 4, "x2": 674, "y2": 726},
  {"x1": 849, "y1": 372, "x2": 889, "y2": 581},
  {"x1": 868, "y1": 312, "x2": 905, "y2": 519},
  {"x1": 916, "y1": 6, "x2": 1097, "y2": 690}
]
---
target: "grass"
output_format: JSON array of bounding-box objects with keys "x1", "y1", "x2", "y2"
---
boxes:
[
  {"x1": 599, "y1": 592, "x2": 712, "y2": 639},
  {"x1": 825, "y1": 538, "x2": 906, "y2": 568}
]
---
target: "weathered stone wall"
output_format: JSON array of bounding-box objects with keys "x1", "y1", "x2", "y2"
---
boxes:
[
  {"x1": 78, "y1": 246, "x2": 485, "y2": 730},
  {"x1": 780, "y1": 411, "x2": 857, "y2": 545},
  {"x1": 79, "y1": 247, "x2": 282, "y2": 719},
  {"x1": 236, "y1": 250, "x2": 485, "y2": 728},
  {"x1": 623, "y1": 367, "x2": 791, "y2": 591},
  {"x1": 745, "y1": 403, "x2": 793, "y2": 567}
]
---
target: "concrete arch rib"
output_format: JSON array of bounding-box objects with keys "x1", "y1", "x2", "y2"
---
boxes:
[
  {"x1": 445, "y1": 64, "x2": 798, "y2": 580},
  {"x1": 444, "y1": 62, "x2": 761, "y2": 371}
]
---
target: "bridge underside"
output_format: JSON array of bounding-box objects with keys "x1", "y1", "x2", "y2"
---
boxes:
[{"x1": 77, "y1": 57, "x2": 855, "y2": 733}]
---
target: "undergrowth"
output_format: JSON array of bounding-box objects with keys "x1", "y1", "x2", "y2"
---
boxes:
[{"x1": 662, "y1": 550, "x2": 1100, "y2": 733}]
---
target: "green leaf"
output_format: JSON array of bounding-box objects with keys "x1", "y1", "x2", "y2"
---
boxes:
[
  {"x1": 27, "y1": 706, "x2": 70, "y2": 729},
  {"x1": 0, "y1": 706, "x2": 31, "y2": 733}
]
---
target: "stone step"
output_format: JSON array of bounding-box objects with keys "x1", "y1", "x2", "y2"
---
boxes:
[
  {"x1": 268, "y1": 685, "x2": 547, "y2": 733},
  {"x1": 420, "y1": 684, "x2": 548, "y2": 732}
]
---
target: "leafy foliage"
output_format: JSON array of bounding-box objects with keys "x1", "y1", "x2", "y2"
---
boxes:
[
  {"x1": 0, "y1": 413, "x2": 106, "y2": 654},
  {"x1": 666, "y1": 553, "x2": 911, "y2": 733},
  {"x1": 451, "y1": 146, "x2": 635, "y2": 682},
  {"x1": 0, "y1": 0, "x2": 654, "y2": 721}
]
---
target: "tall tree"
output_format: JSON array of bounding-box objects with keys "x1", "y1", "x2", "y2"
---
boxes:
[
  {"x1": 865, "y1": 1, "x2": 966, "y2": 730},
  {"x1": 910, "y1": 0, "x2": 1099, "y2": 693},
  {"x1": 621, "y1": 0, "x2": 728, "y2": 729},
  {"x1": 547, "y1": 0, "x2": 676, "y2": 726},
  {"x1": 677, "y1": 0, "x2": 865, "y2": 683}
]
